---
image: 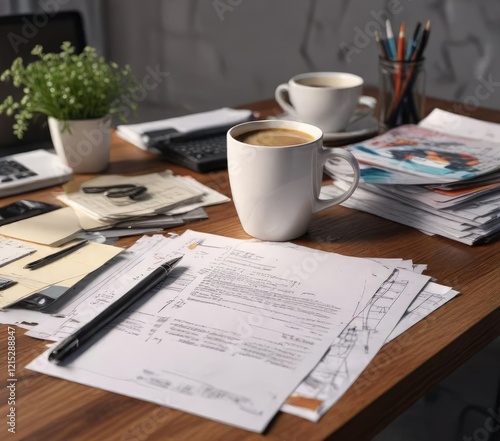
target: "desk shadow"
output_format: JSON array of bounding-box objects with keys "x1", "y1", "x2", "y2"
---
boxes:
[
  {"x1": 304, "y1": 208, "x2": 409, "y2": 244},
  {"x1": 107, "y1": 158, "x2": 169, "y2": 175}
]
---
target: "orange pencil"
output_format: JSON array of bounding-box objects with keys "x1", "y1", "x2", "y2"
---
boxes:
[{"x1": 395, "y1": 22, "x2": 406, "y2": 100}]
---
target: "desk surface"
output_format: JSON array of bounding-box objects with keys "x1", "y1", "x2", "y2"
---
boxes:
[{"x1": 0, "y1": 95, "x2": 499, "y2": 441}]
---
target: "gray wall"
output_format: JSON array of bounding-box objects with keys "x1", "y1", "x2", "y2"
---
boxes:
[
  {"x1": 103, "y1": 0, "x2": 500, "y2": 122},
  {"x1": 3, "y1": 1, "x2": 500, "y2": 121}
]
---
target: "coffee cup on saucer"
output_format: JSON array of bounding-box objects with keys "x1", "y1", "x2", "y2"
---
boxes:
[{"x1": 275, "y1": 72, "x2": 376, "y2": 133}]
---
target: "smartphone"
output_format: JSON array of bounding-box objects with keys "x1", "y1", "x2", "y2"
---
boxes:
[{"x1": 0, "y1": 200, "x2": 60, "y2": 226}]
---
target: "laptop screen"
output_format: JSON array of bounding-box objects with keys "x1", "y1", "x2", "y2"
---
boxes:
[{"x1": 0, "y1": 11, "x2": 86, "y2": 155}]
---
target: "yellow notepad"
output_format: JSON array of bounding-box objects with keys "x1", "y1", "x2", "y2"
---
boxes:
[
  {"x1": 0, "y1": 207, "x2": 81, "y2": 247},
  {"x1": 0, "y1": 240, "x2": 122, "y2": 309}
]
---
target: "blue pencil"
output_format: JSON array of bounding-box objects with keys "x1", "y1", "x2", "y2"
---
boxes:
[{"x1": 385, "y1": 19, "x2": 397, "y2": 59}]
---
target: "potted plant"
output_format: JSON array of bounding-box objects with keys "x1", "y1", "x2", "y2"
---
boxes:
[{"x1": 0, "y1": 42, "x2": 138, "y2": 173}]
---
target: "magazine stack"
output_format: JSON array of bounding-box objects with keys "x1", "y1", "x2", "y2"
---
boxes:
[{"x1": 325, "y1": 109, "x2": 500, "y2": 245}]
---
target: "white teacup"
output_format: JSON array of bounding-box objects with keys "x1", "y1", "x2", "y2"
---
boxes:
[
  {"x1": 275, "y1": 72, "x2": 375, "y2": 133},
  {"x1": 227, "y1": 120, "x2": 360, "y2": 241}
]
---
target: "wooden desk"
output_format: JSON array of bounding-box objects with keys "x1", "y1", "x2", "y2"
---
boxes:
[{"x1": 1, "y1": 97, "x2": 499, "y2": 441}]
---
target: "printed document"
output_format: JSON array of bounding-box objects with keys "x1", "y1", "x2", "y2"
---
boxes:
[
  {"x1": 0, "y1": 237, "x2": 35, "y2": 267},
  {"x1": 27, "y1": 230, "x2": 393, "y2": 432},
  {"x1": 283, "y1": 264, "x2": 430, "y2": 421}
]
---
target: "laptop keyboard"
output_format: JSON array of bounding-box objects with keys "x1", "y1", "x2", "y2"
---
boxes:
[{"x1": 0, "y1": 159, "x2": 38, "y2": 183}]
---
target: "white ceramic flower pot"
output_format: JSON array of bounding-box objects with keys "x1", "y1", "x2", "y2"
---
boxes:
[{"x1": 48, "y1": 115, "x2": 111, "y2": 173}]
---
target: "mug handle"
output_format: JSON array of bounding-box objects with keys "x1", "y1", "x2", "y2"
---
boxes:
[
  {"x1": 348, "y1": 95, "x2": 377, "y2": 125},
  {"x1": 275, "y1": 83, "x2": 297, "y2": 116},
  {"x1": 313, "y1": 147, "x2": 360, "y2": 213}
]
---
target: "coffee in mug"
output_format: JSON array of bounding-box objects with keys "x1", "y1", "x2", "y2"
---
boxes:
[
  {"x1": 236, "y1": 128, "x2": 314, "y2": 147},
  {"x1": 227, "y1": 120, "x2": 360, "y2": 241},
  {"x1": 275, "y1": 72, "x2": 376, "y2": 133}
]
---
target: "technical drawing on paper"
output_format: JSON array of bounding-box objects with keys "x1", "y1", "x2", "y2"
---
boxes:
[{"x1": 289, "y1": 268, "x2": 415, "y2": 409}]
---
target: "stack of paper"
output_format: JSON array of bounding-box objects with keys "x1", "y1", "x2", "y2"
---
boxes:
[
  {"x1": 116, "y1": 107, "x2": 253, "y2": 151},
  {"x1": 325, "y1": 109, "x2": 500, "y2": 245},
  {"x1": 3, "y1": 230, "x2": 458, "y2": 432},
  {"x1": 59, "y1": 170, "x2": 230, "y2": 234}
]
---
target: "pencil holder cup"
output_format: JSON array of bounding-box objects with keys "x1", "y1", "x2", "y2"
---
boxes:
[{"x1": 378, "y1": 58, "x2": 426, "y2": 131}]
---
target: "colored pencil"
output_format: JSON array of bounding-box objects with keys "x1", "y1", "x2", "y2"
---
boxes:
[
  {"x1": 385, "y1": 19, "x2": 397, "y2": 59},
  {"x1": 412, "y1": 22, "x2": 422, "y2": 42},
  {"x1": 395, "y1": 22, "x2": 406, "y2": 100},
  {"x1": 406, "y1": 22, "x2": 422, "y2": 60},
  {"x1": 375, "y1": 29, "x2": 389, "y2": 59},
  {"x1": 416, "y1": 19, "x2": 431, "y2": 60},
  {"x1": 397, "y1": 22, "x2": 406, "y2": 61}
]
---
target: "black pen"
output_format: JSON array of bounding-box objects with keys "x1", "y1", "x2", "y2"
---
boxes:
[
  {"x1": 23, "y1": 240, "x2": 89, "y2": 270},
  {"x1": 48, "y1": 255, "x2": 183, "y2": 364}
]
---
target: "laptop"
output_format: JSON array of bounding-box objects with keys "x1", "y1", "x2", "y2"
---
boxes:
[
  {"x1": 0, "y1": 150, "x2": 73, "y2": 197},
  {"x1": 0, "y1": 11, "x2": 86, "y2": 197}
]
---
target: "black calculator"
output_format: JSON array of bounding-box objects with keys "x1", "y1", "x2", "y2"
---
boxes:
[{"x1": 144, "y1": 127, "x2": 230, "y2": 173}]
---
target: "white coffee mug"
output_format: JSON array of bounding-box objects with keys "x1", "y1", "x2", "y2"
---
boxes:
[
  {"x1": 227, "y1": 120, "x2": 360, "y2": 241},
  {"x1": 275, "y1": 72, "x2": 376, "y2": 133}
]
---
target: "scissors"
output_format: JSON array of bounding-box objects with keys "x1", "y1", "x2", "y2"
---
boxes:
[{"x1": 82, "y1": 184, "x2": 148, "y2": 200}]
